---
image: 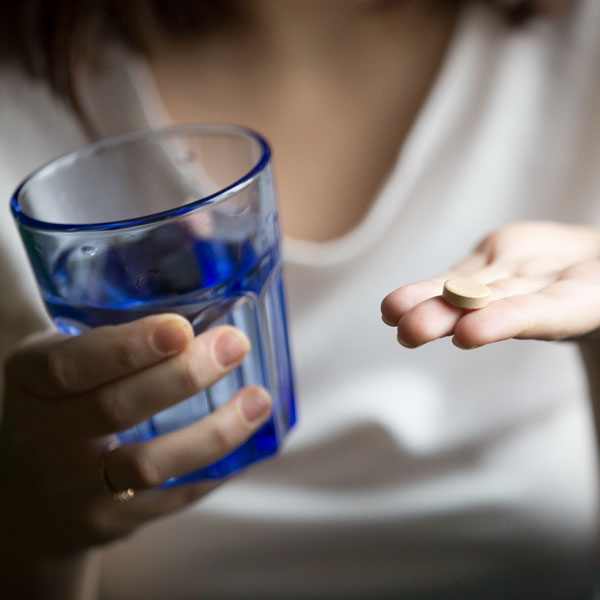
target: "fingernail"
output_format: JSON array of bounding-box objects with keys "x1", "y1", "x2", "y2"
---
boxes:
[
  {"x1": 452, "y1": 337, "x2": 479, "y2": 350},
  {"x1": 214, "y1": 330, "x2": 250, "y2": 368},
  {"x1": 397, "y1": 333, "x2": 421, "y2": 349},
  {"x1": 240, "y1": 387, "x2": 272, "y2": 422},
  {"x1": 381, "y1": 315, "x2": 398, "y2": 327},
  {"x1": 153, "y1": 318, "x2": 192, "y2": 354}
]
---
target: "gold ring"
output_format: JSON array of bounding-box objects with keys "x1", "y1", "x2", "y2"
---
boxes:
[
  {"x1": 99, "y1": 442, "x2": 136, "y2": 502},
  {"x1": 112, "y1": 488, "x2": 136, "y2": 502}
]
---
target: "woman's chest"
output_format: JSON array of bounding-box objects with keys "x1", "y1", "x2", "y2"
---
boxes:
[{"x1": 147, "y1": 8, "x2": 457, "y2": 241}]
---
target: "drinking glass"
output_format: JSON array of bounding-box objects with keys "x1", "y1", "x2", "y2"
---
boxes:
[{"x1": 11, "y1": 123, "x2": 296, "y2": 484}]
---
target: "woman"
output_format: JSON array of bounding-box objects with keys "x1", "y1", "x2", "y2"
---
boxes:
[{"x1": 1, "y1": 1, "x2": 599, "y2": 598}]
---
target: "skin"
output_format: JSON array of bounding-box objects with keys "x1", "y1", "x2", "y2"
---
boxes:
[
  {"x1": 147, "y1": 0, "x2": 460, "y2": 241},
  {"x1": 0, "y1": 316, "x2": 272, "y2": 599},
  {"x1": 0, "y1": 1, "x2": 587, "y2": 598},
  {"x1": 381, "y1": 222, "x2": 600, "y2": 349},
  {"x1": 380, "y1": 222, "x2": 600, "y2": 451}
]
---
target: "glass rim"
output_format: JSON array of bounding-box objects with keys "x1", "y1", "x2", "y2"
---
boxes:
[{"x1": 10, "y1": 123, "x2": 271, "y2": 233}]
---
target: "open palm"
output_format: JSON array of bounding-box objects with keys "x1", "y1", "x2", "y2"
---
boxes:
[{"x1": 381, "y1": 222, "x2": 600, "y2": 349}]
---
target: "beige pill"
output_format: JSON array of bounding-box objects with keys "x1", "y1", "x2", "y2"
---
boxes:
[{"x1": 442, "y1": 278, "x2": 490, "y2": 309}]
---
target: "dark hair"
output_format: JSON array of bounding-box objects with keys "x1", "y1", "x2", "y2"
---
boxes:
[
  {"x1": 0, "y1": 1, "x2": 237, "y2": 118},
  {"x1": 1, "y1": 0, "x2": 533, "y2": 116}
]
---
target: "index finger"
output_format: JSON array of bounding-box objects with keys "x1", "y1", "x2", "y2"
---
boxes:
[
  {"x1": 10, "y1": 314, "x2": 194, "y2": 397},
  {"x1": 380, "y1": 255, "x2": 510, "y2": 325}
]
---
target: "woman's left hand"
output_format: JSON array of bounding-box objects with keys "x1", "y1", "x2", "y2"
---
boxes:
[{"x1": 381, "y1": 222, "x2": 600, "y2": 350}]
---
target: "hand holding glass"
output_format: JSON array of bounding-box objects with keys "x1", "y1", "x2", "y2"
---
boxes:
[{"x1": 11, "y1": 124, "x2": 296, "y2": 484}]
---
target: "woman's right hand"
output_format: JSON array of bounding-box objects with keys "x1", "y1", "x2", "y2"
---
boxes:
[{"x1": 0, "y1": 314, "x2": 271, "y2": 563}]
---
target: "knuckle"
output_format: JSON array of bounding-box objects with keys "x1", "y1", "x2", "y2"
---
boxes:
[
  {"x1": 180, "y1": 355, "x2": 207, "y2": 396},
  {"x1": 45, "y1": 348, "x2": 75, "y2": 392},
  {"x1": 480, "y1": 224, "x2": 519, "y2": 255},
  {"x1": 204, "y1": 419, "x2": 235, "y2": 458},
  {"x1": 113, "y1": 336, "x2": 144, "y2": 372},
  {"x1": 129, "y1": 452, "x2": 160, "y2": 488},
  {"x1": 95, "y1": 386, "x2": 131, "y2": 431},
  {"x1": 478, "y1": 231, "x2": 501, "y2": 254}
]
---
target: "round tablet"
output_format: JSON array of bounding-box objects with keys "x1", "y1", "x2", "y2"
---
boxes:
[{"x1": 442, "y1": 278, "x2": 490, "y2": 309}]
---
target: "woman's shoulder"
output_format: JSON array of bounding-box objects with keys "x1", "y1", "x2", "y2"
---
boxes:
[
  {"x1": 0, "y1": 66, "x2": 86, "y2": 335},
  {"x1": 0, "y1": 65, "x2": 88, "y2": 198}
]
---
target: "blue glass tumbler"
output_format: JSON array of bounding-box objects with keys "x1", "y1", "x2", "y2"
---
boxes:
[{"x1": 10, "y1": 124, "x2": 296, "y2": 484}]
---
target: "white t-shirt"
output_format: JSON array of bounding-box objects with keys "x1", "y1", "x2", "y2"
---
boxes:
[{"x1": 1, "y1": 2, "x2": 600, "y2": 599}]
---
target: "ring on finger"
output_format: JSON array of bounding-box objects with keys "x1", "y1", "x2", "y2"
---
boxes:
[{"x1": 99, "y1": 442, "x2": 137, "y2": 503}]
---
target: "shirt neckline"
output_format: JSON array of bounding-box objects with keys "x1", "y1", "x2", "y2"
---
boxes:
[{"x1": 82, "y1": 2, "x2": 496, "y2": 267}]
